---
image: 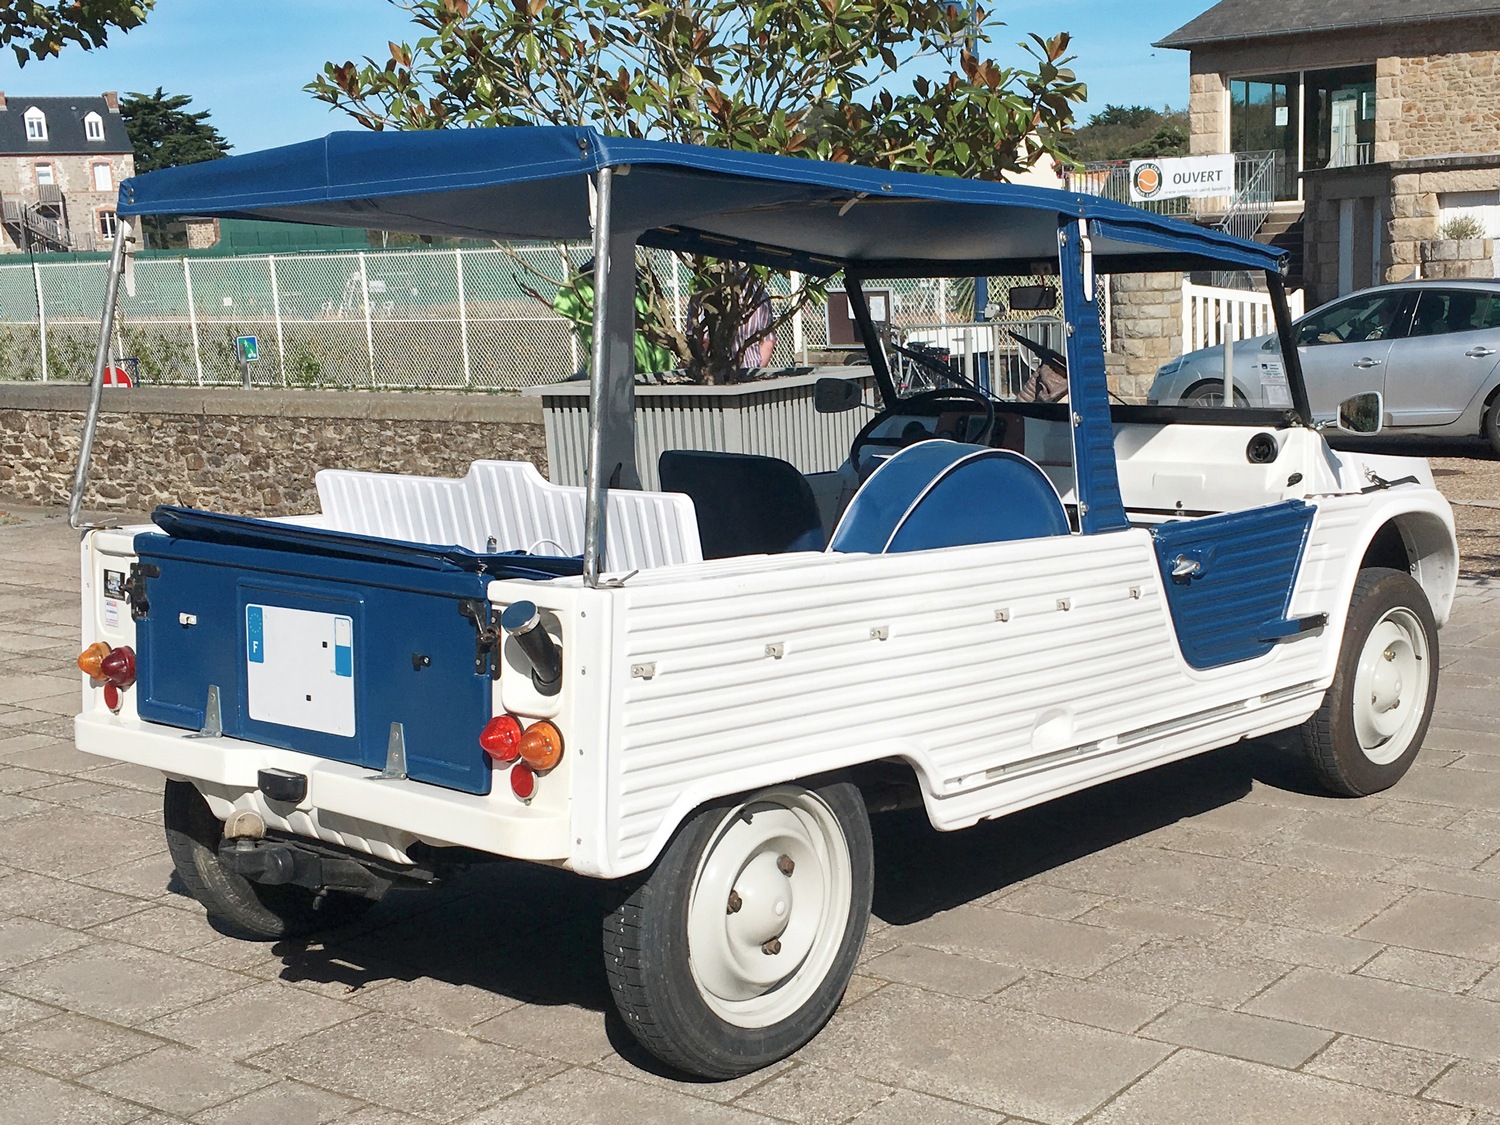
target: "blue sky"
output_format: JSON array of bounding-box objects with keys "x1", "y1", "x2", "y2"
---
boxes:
[{"x1": 0, "y1": 0, "x2": 1211, "y2": 153}]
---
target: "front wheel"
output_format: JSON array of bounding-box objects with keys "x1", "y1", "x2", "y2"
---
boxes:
[
  {"x1": 1483, "y1": 399, "x2": 1500, "y2": 458},
  {"x1": 1300, "y1": 568, "x2": 1439, "y2": 796},
  {"x1": 1183, "y1": 381, "x2": 1250, "y2": 408},
  {"x1": 603, "y1": 780, "x2": 873, "y2": 1078}
]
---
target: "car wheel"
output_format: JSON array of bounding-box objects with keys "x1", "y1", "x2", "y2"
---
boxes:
[
  {"x1": 163, "y1": 780, "x2": 375, "y2": 939},
  {"x1": 602, "y1": 779, "x2": 873, "y2": 1078},
  {"x1": 1483, "y1": 399, "x2": 1500, "y2": 458},
  {"x1": 1300, "y1": 568, "x2": 1438, "y2": 797},
  {"x1": 1183, "y1": 381, "x2": 1250, "y2": 408}
]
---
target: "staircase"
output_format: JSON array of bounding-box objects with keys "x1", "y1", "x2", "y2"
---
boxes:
[{"x1": 1255, "y1": 211, "x2": 1304, "y2": 289}]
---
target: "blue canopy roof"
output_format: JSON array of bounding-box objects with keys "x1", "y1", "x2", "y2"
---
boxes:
[{"x1": 117, "y1": 126, "x2": 1286, "y2": 276}]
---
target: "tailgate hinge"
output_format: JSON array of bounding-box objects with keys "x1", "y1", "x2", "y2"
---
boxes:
[
  {"x1": 458, "y1": 598, "x2": 502, "y2": 679},
  {"x1": 125, "y1": 562, "x2": 160, "y2": 621}
]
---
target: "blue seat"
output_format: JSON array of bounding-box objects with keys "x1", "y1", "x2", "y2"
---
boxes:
[
  {"x1": 658, "y1": 450, "x2": 825, "y2": 559},
  {"x1": 828, "y1": 441, "x2": 1070, "y2": 554}
]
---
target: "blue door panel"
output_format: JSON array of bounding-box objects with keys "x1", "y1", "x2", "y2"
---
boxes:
[
  {"x1": 1150, "y1": 500, "x2": 1316, "y2": 670},
  {"x1": 134, "y1": 533, "x2": 496, "y2": 795}
]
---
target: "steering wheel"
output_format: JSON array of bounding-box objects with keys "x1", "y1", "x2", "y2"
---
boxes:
[{"x1": 849, "y1": 387, "x2": 996, "y2": 478}]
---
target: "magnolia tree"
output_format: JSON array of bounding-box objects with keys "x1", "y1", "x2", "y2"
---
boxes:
[
  {"x1": 2, "y1": 1, "x2": 153, "y2": 65},
  {"x1": 310, "y1": 0, "x2": 1085, "y2": 383}
]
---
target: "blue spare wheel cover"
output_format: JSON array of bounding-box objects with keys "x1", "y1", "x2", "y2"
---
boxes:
[{"x1": 828, "y1": 441, "x2": 1070, "y2": 554}]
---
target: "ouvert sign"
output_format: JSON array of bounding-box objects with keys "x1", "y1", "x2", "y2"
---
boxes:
[{"x1": 1129, "y1": 154, "x2": 1235, "y2": 203}]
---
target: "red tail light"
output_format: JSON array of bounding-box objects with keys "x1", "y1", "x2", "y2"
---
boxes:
[
  {"x1": 479, "y1": 714, "x2": 523, "y2": 763},
  {"x1": 99, "y1": 646, "x2": 136, "y2": 689}
]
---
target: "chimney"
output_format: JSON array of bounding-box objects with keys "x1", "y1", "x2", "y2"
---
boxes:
[
  {"x1": 103, "y1": 91, "x2": 119, "y2": 112},
  {"x1": 0, "y1": 92, "x2": 7, "y2": 112}
]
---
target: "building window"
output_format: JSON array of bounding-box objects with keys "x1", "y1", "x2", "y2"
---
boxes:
[
  {"x1": 98, "y1": 210, "x2": 118, "y2": 240},
  {"x1": 1228, "y1": 74, "x2": 1299, "y2": 202},
  {"x1": 24, "y1": 107, "x2": 47, "y2": 141},
  {"x1": 83, "y1": 112, "x2": 105, "y2": 141},
  {"x1": 92, "y1": 162, "x2": 112, "y2": 191},
  {"x1": 1227, "y1": 65, "x2": 1379, "y2": 203},
  {"x1": 35, "y1": 163, "x2": 55, "y2": 187},
  {"x1": 1304, "y1": 66, "x2": 1377, "y2": 172}
]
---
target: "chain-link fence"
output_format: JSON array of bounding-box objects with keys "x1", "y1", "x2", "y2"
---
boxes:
[{"x1": 0, "y1": 244, "x2": 1081, "y2": 389}]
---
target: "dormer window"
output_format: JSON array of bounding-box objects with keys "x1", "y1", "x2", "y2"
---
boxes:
[
  {"x1": 24, "y1": 107, "x2": 47, "y2": 142},
  {"x1": 84, "y1": 112, "x2": 105, "y2": 141}
]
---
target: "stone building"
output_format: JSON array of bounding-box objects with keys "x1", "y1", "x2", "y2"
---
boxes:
[
  {"x1": 1158, "y1": 0, "x2": 1500, "y2": 303},
  {"x1": 0, "y1": 91, "x2": 134, "y2": 254}
]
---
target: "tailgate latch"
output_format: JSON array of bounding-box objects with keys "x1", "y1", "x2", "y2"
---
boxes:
[
  {"x1": 125, "y1": 562, "x2": 160, "y2": 621},
  {"x1": 458, "y1": 598, "x2": 502, "y2": 679}
]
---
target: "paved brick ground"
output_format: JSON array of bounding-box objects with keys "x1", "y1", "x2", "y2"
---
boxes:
[{"x1": 3, "y1": 507, "x2": 1500, "y2": 1124}]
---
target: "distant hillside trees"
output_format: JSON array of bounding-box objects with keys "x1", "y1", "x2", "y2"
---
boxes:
[{"x1": 1067, "y1": 104, "x2": 1189, "y2": 163}]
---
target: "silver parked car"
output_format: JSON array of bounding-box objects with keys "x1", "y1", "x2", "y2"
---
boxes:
[{"x1": 1149, "y1": 280, "x2": 1500, "y2": 454}]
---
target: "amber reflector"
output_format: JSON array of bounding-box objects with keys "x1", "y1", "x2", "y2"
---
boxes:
[
  {"x1": 517, "y1": 721, "x2": 563, "y2": 771},
  {"x1": 479, "y1": 714, "x2": 523, "y2": 763},
  {"x1": 510, "y1": 762, "x2": 536, "y2": 800},
  {"x1": 77, "y1": 641, "x2": 111, "y2": 678}
]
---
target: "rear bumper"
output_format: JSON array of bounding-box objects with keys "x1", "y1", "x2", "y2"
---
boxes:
[{"x1": 75, "y1": 712, "x2": 572, "y2": 864}]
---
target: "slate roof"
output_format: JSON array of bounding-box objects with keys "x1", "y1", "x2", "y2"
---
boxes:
[
  {"x1": 1156, "y1": 0, "x2": 1500, "y2": 48},
  {"x1": 0, "y1": 95, "x2": 132, "y2": 156}
]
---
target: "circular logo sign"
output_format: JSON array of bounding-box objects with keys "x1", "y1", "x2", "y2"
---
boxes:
[{"x1": 1132, "y1": 162, "x2": 1163, "y2": 199}]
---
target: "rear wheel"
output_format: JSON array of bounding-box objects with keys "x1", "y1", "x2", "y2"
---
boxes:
[
  {"x1": 1300, "y1": 568, "x2": 1438, "y2": 796},
  {"x1": 163, "y1": 780, "x2": 375, "y2": 939},
  {"x1": 603, "y1": 779, "x2": 872, "y2": 1078}
]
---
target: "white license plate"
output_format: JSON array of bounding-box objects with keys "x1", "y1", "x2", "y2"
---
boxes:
[{"x1": 245, "y1": 605, "x2": 356, "y2": 736}]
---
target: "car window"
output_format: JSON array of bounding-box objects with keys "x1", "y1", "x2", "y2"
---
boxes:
[
  {"x1": 1295, "y1": 293, "x2": 1408, "y2": 347},
  {"x1": 1408, "y1": 289, "x2": 1500, "y2": 337}
]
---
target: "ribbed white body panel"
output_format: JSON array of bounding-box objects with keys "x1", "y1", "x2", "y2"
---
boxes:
[
  {"x1": 595, "y1": 525, "x2": 1344, "y2": 875},
  {"x1": 315, "y1": 460, "x2": 702, "y2": 571}
]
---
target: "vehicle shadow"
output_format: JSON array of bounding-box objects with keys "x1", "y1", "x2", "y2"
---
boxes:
[{"x1": 246, "y1": 729, "x2": 1328, "y2": 1028}]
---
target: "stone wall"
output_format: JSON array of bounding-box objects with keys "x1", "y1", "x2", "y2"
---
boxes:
[
  {"x1": 1304, "y1": 155, "x2": 1500, "y2": 304},
  {"x1": 0, "y1": 386, "x2": 546, "y2": 517},
  {"x1": 1107, "y1": 273, "x2": 1184, "y2": 399},
  {"x1": 1420, "y1": 237, "x2": 1497, "y2": 280}
]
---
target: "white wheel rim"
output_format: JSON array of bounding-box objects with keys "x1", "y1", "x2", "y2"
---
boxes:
[
  {"x1": 1351, "y1": 607, "x2": 1430, "y2": 764},
  {"x1": 686, "y1": 787, "x2": 852, "y2": 1028}
]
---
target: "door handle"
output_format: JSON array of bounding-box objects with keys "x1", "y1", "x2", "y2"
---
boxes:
[
  {"x1": 1466, "y1": 346, "x2": 1497, "y2": 358},
  {"x1": 1352, "y1": 358, "x2": 1383, "y2": 369},
  {"x1": 1171, "y1": 555, "x2": 1202, "y2": 579}
]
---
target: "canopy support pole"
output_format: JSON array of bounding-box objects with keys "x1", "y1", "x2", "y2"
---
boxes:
[
  {"x1": 69, "y1": 217, "x2": 132, "y2": 529},
  {"x1": 1267, "y1": 270, "x2": 1313, "y2": 426},
  {"x1": 582, "y1": 167, "x2": 641, "y2": 587}
]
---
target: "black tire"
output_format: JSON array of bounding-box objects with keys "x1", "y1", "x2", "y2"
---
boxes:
[
  {"x1": 1300, "y1": 568, "x2": 1439, "y2": 797},
  {"x1": 1483, "y1": 398, "x2": 1500, "y2": 458},
  {"x1": 163, "y1": 780, "x2": 375, "y2": 939},
  {"x1": 1183, "y1": 381, "x2": 1250, "y2": 408},
  {"x1": 603, "y1": 779, "x2": 873, "y2": 1079}
]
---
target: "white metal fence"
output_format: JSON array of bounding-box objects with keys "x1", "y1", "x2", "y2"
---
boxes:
[
  {"x1": 0, "y1": 246, "x2": 1281, "y2": 389},
  {"x1": 1181, "y1": 281, "x2": 1306, "y2": 353}
]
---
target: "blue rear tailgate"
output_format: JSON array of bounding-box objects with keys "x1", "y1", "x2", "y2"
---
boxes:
[{"x1": 131, "y1": 508, "x2": 581, "y2": 796}]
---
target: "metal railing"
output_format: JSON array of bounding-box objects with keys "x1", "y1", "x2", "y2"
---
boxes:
[{"x1": 1181, "y1": 281, "x2": 1305, "y2": 353}]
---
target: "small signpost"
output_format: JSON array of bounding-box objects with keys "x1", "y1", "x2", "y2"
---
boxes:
[{"x1": 236, "y1": 335, "x2": 259, "y2": 388}]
